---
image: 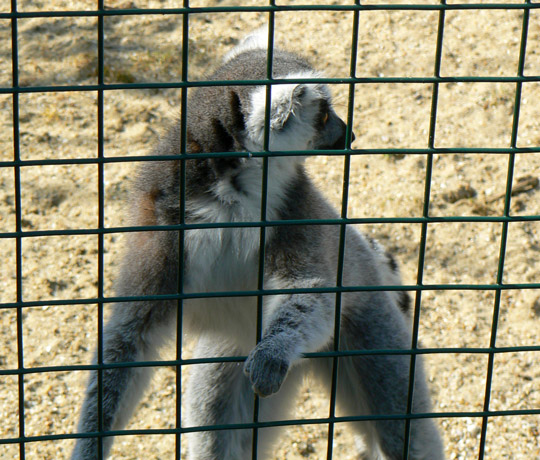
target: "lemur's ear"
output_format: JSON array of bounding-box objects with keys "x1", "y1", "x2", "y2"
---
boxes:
[
  {"x1": 211, "y1": 118, "x2": 235, "y2": 152},
  {"x1": 229, "y1": 91, "x2": 246, "y2": 133},
  {"x1": 271, "y1": 84, "x2": 306, "y2": 131},
  {"x1": 208, "y1": 91, "x2": 246, "y2": 153}
]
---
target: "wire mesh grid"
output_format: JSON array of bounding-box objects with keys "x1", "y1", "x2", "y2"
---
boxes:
[{"x1": 1, "y1": 1, "x2": 540, "y2": 459}]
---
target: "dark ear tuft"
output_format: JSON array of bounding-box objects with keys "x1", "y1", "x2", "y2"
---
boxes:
[
  {"x1": 210, "y1": 118, "x2": 241, "y2": 173},
  {"x1": 230, "y1": 91, "x2": 246, "y2": 133},
  {"x1": 212, "y1": 118, "x2": 234, "y2": 152}
]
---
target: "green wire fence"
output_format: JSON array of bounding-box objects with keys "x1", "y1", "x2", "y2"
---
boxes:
[{"x1": 1, "y1": 1, "x2": 539, "y2": 459}]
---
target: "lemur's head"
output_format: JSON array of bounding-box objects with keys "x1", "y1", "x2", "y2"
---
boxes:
[{"x1": 186, "y1": 29, "x2": 350, "y2": 157}]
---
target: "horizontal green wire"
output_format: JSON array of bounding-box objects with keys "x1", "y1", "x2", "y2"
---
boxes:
[
  {"x1": 2, "y1": 146, "x2": 540, "y2": 170},
  {"x1": 2, "y1": 212, "x2": 540, "y2": 240},
  {"x1": 2, "y1": 75, "x2": 540, "y2": 95},
  {"x1": 1, "y1": 344, "x2": 540, "y2": 377},
  {"x1": 2, "y1": 281, "x2": 540, "y2": 311},
  {"x1": 1, "y1": 2, "x2": 540, "y2": 20},
  {"x1": 1, "y1": 406, "x2": 539, "y2": 447}
]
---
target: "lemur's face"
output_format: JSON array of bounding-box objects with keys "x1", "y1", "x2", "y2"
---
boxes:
[{"x1": 243, "y1": 75, "x2": 349, "y2": 153}]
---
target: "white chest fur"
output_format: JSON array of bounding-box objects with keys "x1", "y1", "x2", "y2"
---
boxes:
[
  {"x1": 181, "y1": 156, "x2": 301, "y2": 343},
  {"x1": 182, "y1": 224, "x2": 260, "y2": 347},
  {"x1": 183, "y1": 156, "x2": 301, "y2": 292}
]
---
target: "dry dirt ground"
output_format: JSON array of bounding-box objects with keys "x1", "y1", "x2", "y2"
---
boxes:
[{"x1": 1, "y1": 1, "x2": 540, "y2": 459}]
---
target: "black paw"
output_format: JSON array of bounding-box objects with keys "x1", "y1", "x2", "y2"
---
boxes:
[{"x1": 244, "y1": 343, "x2": 289, "y2": 398}]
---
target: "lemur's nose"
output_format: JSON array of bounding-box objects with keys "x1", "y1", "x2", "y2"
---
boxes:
[{"x1": 329, "y1": 130, "x2": 355, "y2": 150}]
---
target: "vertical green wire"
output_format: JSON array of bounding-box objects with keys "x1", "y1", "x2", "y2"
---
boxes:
[
  {"x1": 175, "y1": 2, "x2": 190, "y2": 457},
  {"x1": 96, "y1": 1, "x2": 105, "y2": 458},
  {"x1": 11, "y1": 1, "x2": 25, "y2": 459},
  {"x1": 251, "y1": 7, "x2": 275, "y2": 459},
  {"x1": 402, "y1": 1, "x2": 446, "y2": 459},
  {"x1": 477, "y1": 2, "x2": 530, "y2": 458},
  {"x1": 325, "y1": 3, "x2": 359, "y2": 459}
]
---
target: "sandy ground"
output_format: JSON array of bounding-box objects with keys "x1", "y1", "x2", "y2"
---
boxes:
[{"x1": 1, "y1": 0, "x2": 540, "y2": 459}]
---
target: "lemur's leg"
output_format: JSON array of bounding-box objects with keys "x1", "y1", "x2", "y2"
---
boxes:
[
  {"x1": 312, "y1": 292, "x2": 444, "y2": 460},
  {"x1": 185, "y1": 336, "x2": 303, "y2": 460},
  {"x1": 71, "y1": 227, "x2": 179, "y2": 460},
  {"x1": 71, "y1": 299, "x2": 177, "y2": 460}
]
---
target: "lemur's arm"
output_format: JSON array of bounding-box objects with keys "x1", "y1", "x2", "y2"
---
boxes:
[
  {"x1": 243, "y1": 217, "x2": 336, "y2": 398},
  {"x1": 244, "y1": 277, "x2": 335, "y2": 397}
]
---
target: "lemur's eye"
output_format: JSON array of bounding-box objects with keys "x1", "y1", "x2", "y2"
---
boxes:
[
  {"x1": 318, "y1": 99, "x2": 331, "y2": 127},
  {"x1": 322, "y1": 112, "x2": 329, "y2": 125}
]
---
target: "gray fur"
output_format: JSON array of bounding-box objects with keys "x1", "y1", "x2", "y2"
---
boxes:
[{"x1": 71, "y1": 33, "x2": 444, "y2": 460}]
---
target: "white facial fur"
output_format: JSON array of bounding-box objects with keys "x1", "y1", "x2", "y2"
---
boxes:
[
  {"x1": 244, "y1": 72, "x2": 331, "y2": 153},
  {"x1": 222, "y1": 27, "x2": 334, "y2": 220}
]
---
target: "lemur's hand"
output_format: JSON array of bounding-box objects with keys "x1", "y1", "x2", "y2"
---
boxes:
[{"x1": 244, "y1": 339, "x2": 290, "y2": 397}]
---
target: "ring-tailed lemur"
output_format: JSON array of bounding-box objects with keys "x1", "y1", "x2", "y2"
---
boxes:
[{"x1": 71, "y1": 30, "x2": 444, "y2": 460}]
